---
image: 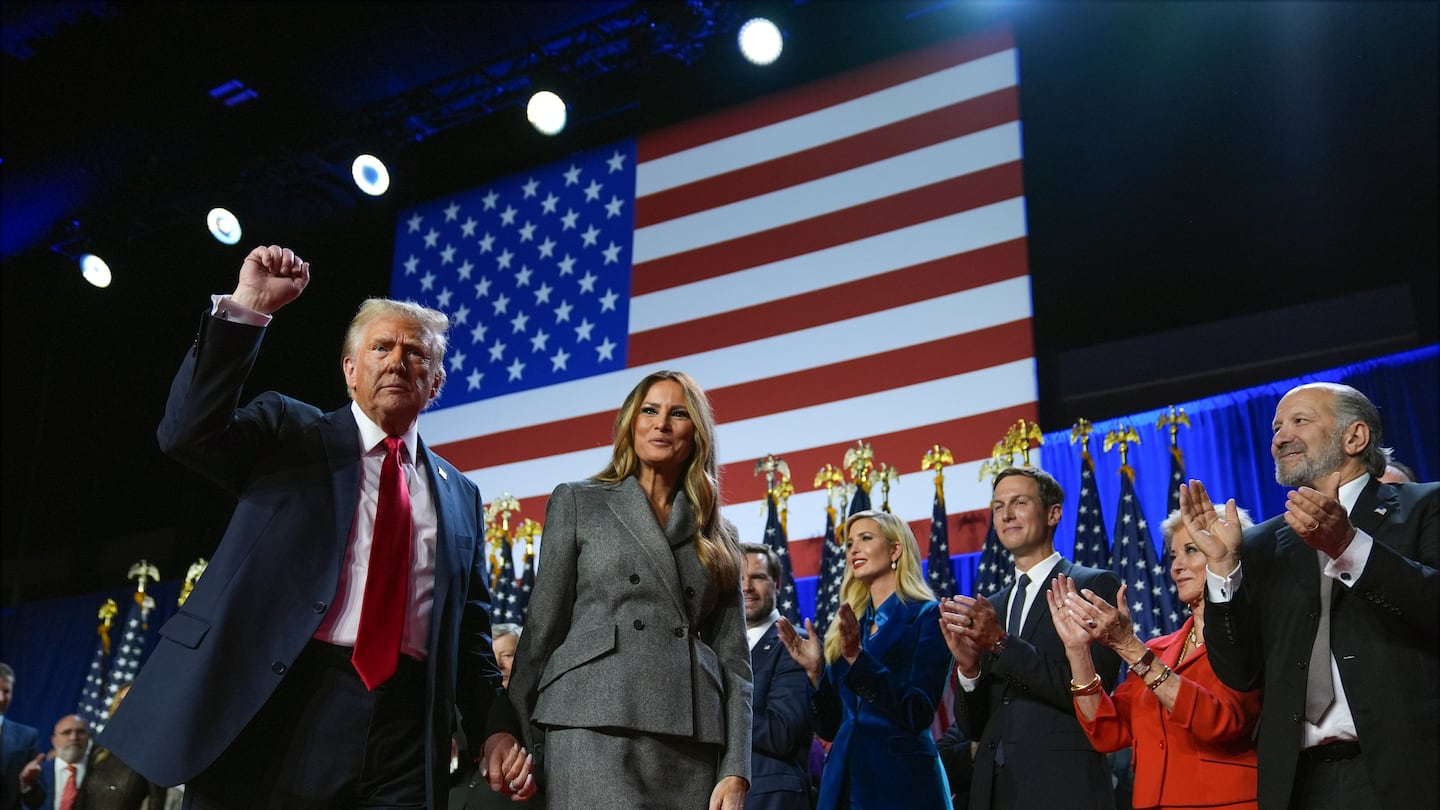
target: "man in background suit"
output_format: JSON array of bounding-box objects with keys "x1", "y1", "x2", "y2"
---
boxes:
[
  {"x1": 1182, "y1": 382, "x2": 1438, "y2": 810},
  {"x1": 35, "y1": 715, "x2": 90, "y2": 810},
  {"x1": 99, "y1": 245, "x2": 533, "y2": 809},
  {"x1": 741, "y1": 543, "x2": 813, "y2": 810},
  {"x1": 0, "y1": 663, "x2": 43, "y2": 810},
  {"x1": 940, "y1": 467, "x2": 1123, "y2": 810}
]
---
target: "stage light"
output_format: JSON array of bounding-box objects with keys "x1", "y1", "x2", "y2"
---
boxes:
[
  {"x1": 527, "y1": 90, "x2": 568, "y2": 136},
  {"x1": 206, "y1": 207, "x2": 243, "y2": 245},
  {"x1": 351, "y1": 154, "x2": 391, "y2": 196},
  {"x1": 738, "y1": 17, "x2": 783, "y2": 65},
  {"x1": 80, "y1": 253, "x2": 112, "y2": 288}
]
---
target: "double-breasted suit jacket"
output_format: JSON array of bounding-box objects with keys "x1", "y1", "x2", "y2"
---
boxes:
[
  {"x1": 508, "y1": 477, "x2": 753, "y2": 785},
  {"x1": 1204, "y1": 477, "x2": 1439, "y2": 810},
  {"x1": 1076, "y1": 616, "x2": 1260, "y2": 809},
  {"x1": 958, "y1": 558, "x2": 1123, "y2": 810},
  {"x1": 811, "y1": 593, "x2": 954, "y2": 810},
  {"x1": 748, "y1": 622, "x2": 814, "y2": 810},
  {"x1": 100, "y1": 313, "x2": 510, "y2": 810}
]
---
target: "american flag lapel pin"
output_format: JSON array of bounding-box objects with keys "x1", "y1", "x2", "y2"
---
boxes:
[
  {"x1": 438, "y1": 467, "x2": 449, "y2": 481},
  {"x1": 1374, "y1": 505, "x2": 1387, "y2": 516}
]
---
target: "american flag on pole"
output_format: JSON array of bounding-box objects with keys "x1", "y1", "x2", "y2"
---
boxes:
[
  {"x1": 762, "y1": 493, "x2": 802, "y2": 624},
  {"x1": 76, "y1": 598, "x2": 116, "y2": 729},
  {"x1": 812, "y1": 502, "x2": 845, "y2": 636},
  {"x1": 97, "y1": 593, "x2": 152, "y2": 732},
  {"x1": 1111, "y1": 468, "x2": 1182, "y2": 639},
  {"x1": 973, "y1": 517, "x2": 1014, "y2": 598},
  {"x1": 1071, "y1": 450, "x2": 1112, "y2": 569},
  {"x1": 394, "y1": 27, "x2": 1037, "y2": 614}
]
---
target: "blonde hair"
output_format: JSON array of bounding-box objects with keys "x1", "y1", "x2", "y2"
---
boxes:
[
  {"x1": 823, "y1": 510, "x2": 936, "y2": 663},
  {"x1": 594, "y1": 370, "x2": 741, "y2": 590}
]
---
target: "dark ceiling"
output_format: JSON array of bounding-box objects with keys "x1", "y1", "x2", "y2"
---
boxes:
[{"x1": 3, "y1": 1, "x2": 1436, "y2": 607}]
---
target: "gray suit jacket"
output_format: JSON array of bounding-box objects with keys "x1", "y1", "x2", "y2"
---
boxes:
[{"x1": 509, "y1": 477, "x2": 753, "y2": 784}]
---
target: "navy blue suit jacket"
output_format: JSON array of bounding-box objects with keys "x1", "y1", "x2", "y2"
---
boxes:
[
  {"x1": 99, "y1": 313, "x2": 512, "y2": 809},
  {"x1": 749, "y1": 622, "x2": 813, "y2": 810},
  {"x1": 1, "y1": 719, "x2": 42, "y2": 810},
  {"x1": 812, "y1": 594, "x2": 953, "y2": 810}
]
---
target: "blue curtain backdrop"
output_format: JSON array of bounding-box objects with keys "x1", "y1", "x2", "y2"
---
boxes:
[{"x1": 3, "y1": 345, "x2": 1434, "y2": 731}]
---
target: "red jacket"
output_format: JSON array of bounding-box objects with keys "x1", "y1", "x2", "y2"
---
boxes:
[{"x1": 1076, "y1": 617, "x2": 1261, "y2": 810}]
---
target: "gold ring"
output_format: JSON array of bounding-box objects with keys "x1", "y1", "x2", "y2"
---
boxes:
[{"x1": 1309, "y1": 520, "x2": 1320, "y2": 533}]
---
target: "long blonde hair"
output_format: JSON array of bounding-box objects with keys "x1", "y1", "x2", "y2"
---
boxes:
[
  {"x1": 823, "y1": 510, "x2": 936, "y2": 663},
  {"x1": 594, "y1": 370, "x2": 741, "y2": 590}
]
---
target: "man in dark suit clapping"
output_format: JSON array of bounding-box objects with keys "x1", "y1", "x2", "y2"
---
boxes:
[
  {"x1": 1181, "y1": 382, "x2": 1438, "y2": 810},
  {"x1": 741, "y1": 544, "x2": 814, "y2": 810}
]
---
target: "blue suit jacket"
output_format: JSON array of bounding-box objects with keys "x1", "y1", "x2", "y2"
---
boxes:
[
  {"x1": 1, "y1": 719, "x2": 42, "y2": 810},
  {"x1": 99, "y1": 313, "x2": 512, "y2": 810},
  {"x1": 812, "y1": 595, "x2": 953, "y2": 810},
  {"x1": 749, "y1": 622, "x2": 814, "y2": 810}
]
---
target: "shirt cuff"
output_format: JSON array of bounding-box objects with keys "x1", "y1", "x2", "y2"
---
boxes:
[
  {"x1": 210, "y1": 294, "x2": 272, "y2": 326},
  {"x1": 956, "y1": 665, "x2": 981, "y2": 692},
  {"x1": 1205, "y1": 561, "x2": 1243, "y2": 603},
  {"x1": 1324, "y1": 527, "x2": 1373, "y2": 588}
]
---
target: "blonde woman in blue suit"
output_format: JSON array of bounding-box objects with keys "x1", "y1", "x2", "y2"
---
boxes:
[
  {"x1": 777, "y1": 510, "x2": 954, "y2": 810},
  {"x1": 509, "y1": 370, "x2": 751, "y2": 810}
]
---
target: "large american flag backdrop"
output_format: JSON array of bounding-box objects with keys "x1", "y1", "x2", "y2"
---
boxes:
[{"x1": 391, "y1": 26, "x2": 1038, "y2": 613}]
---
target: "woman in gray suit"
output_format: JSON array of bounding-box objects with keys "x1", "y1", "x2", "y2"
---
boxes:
[{"x1": 509, "y1": 370, "x2": 752, "y2": 810}]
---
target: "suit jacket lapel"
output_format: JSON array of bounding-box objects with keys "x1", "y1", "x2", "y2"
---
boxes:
[
  {"x1": 861, "y1": 594, "x2": 915, "y2": 660},
  {"x1": 320, "y1": 407, "x2": 363, "y2": 559},
  {"x1": 419, "y1": 439, "x2": 462, "y2": 649},
  {"x1": 1350, "y1": 477, "x2": 1396, "y2": 539},
  {"x1": 1018, "y1": 559, "x2": 1068, "y2": 640},
  {"x1": 606, "y1": 476, "x2": 689, "y2": 616}
]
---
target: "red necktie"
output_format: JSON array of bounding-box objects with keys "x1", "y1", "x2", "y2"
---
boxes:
[
  {"x1": 352, "y1": 436, "x2": 413, "y2": 690},
  {"x1": 60, "y1": 764, "x2": 77, "y2": 810}
]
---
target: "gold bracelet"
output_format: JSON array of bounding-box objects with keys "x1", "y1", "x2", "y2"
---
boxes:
[
  {"x1": 1145, "y1": 664, "x2": 1173, "y2": 691},
  {"x1": 1069, "y1": 673, "x2": 1103, "y2": 695}
]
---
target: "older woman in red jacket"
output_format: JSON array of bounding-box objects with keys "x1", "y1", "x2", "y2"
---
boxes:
[{"x1": 1047, "y1": 507, "x2": 1261, "y2": 810}]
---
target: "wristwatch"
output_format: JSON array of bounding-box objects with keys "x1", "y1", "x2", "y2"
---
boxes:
[{"x1": 1128, "y1": 648, "x2": 1156, "y2": 677}]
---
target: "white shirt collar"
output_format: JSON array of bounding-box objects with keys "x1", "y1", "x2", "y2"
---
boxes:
[
  {"x1": 350, "y1": 401, "x2": 418, "y2": 461},
  {"x1": 746, "y1": 610, "x2": 780, "y2": 649},
  {"x1": 1338, "y1": 472, "x2": 1370, "y2": 514}
]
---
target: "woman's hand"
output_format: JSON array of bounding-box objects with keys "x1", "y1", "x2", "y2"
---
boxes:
[
  {"x1": 837, "y1": 603, "x2": 861, "y2": 663},
  {"x1": 777, "y1": 616, "x2": 824, "y2": 686},
  {"x1": 1056, "y1": 575, "x2": 1140, "y2": 654},
  {"x1": 708, "y1": 775, "x2": 748, "y2": 810}
]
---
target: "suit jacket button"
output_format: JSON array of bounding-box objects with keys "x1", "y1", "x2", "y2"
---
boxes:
[
  {"x1": 633, "y1": 619, "x2": 646, "y2": 631},
  {"x1": 312, "y1": 601, "x2": 327, "y2": 613},
  {"x1": 1291, "y1": 713, "x2": 1302, "y2": 723},
  {"x1": 630, "y1": 573, "x2": 641, "y2": 584},
  {"x1": 685, "y1": 586, "x2": 697, "y2": 598},
  {"x1": 271, "y1": 661, "x2": 286, "y2": 675},
  {"x1": 1298, "y1": 659, "x2": 1308, "y2": 669},
  {"x1": 674, "y1": 627, "x2": 687, "y2": 638}
]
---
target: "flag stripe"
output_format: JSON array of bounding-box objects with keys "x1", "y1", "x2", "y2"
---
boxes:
[
  {"x1": 634, "y1": 88, "x2": 1020, "y2": 235},
  {"x1": 630, "y1": 241, "x2": 1028, "y2": 374},
  {"x1": 629, "y1": 198, "x2": 1027, "y2": 334},
  {"x1": 632, "y1": 124, "x2": 1023, "y2": 266}
]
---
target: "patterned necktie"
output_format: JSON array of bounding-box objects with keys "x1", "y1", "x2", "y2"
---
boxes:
[
  {"x1": 1007, "y1": 574, "x2": 1031, "y2": 635},
  {"x1": 60, "y1": 764, "x2": 77, "y2": 810},
  {"x1": 352, "y1": 436, "x2": 413, "y2": 690}
]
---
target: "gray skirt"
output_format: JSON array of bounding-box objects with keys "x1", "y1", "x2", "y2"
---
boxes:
[{"x1": 543, "y1": 726, "x2": 721, "y2": 810}]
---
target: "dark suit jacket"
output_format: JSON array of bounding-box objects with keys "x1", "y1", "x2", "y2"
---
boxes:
[
  {"x1": 749, "y1": 622, "x2": 814, "y2": 810},
  {"x1": 1, "y1": 719, "x2": 42, "y2": 810},
  {"x1": 1205, "y1": 478, "x2": 1439, "y2": 810},
  {"x1": 99, "y1": 313, "x2": 512, "y2": 810},
  {"x1": 959, "y1": 558, "x2": 1123, "y2": 810},
  {"x1": 811, "y1": 594, "x2": 953, "y2": 810},
  {"x1": 1076, "y1": 616, "x2": 1260, "y2": 809},
  {"x1": 509, "y1": 477, "x2": 753, "y2": 787}
]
